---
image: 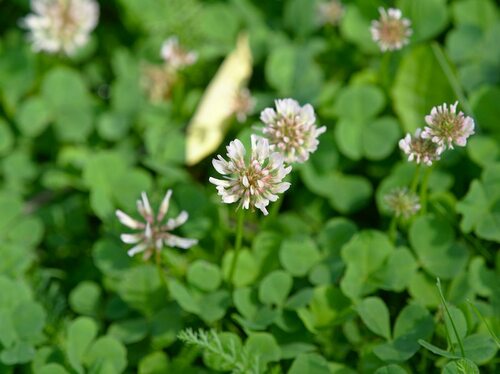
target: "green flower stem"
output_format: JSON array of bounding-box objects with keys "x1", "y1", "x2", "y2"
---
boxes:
[
  {"x1": 155, "y1": 249, "x2": 168, "y2": 292},
  {"x1": 420, "y1": 166, "x2": 433, "y2": 214},
  {"x1": 388, "y1": 216, "x2": 398, "y2": 244},
  {"x1": 431, "y1": 42, "x2": 473, "y2": 116},
  {"x1": 436, "y1": 278, "x2": 466, "y2": 358},
  {"x1": 467, "y1": 299, "x2": 500, "y2": 349},
  {"x1": 228, "y1": 209, "x2": 245, "y2": 286},
  {"x1": 410, "y1": 164, "x2": 421, "y2": 194}
]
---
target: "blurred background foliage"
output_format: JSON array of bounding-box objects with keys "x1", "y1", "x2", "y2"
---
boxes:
[{"x1": 0, "y1": 0, "x2": 499, "y2": 373}]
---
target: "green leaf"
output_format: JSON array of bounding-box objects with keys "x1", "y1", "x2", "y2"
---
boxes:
[
  {"x1": 318, "y1": 218, "x2": 357, "y2": 257},
  {"x1": 442, "y1": 359, "x2": 480, "y2": 374},
  {"x1": 462, "y1": 334, "x2": 498, "y2": 364},
  {"x1": 297, "y1": 286, "x2": 350, "y2": 330},
  {"x1": 118, "y1": 265, "x2": 164, "y2": 316},
  {"x1": 392, "y1": 45, "x2": 454, "y2": 132},
  {"x1": 467, "y1": 136, "x2": 499, "y2": 167},
  {"x1": 150, "y1": 305, "x2": 183, "y2": 349},
  {"x1": 108, "y1": 318, "x2": 150, "y2": 344},
  {"x1": 245, "y1": 332, "x2": 281, "y2": 365},
  {"x1": 375, "y1": 248, "x2": 418, "y2": 292},
  {"x1": 196, "y1": 290, "x2": 231, "y2": 324},
  {"x1": 0, "y1": 341, "x2": 35, "y2": 365},
  {"x1": 340, "y1": 5, "x2": 378, "y2": 53},
  {"x1": 69, "y1": 281, "x2": 102, "y2": 317},
  {"x1": 41, "y1": 67, "x2": 94, "y2": 142},
  {"x1": 12, "y1": 301, "x2": 46, "y2": 341},
  {"x1": 340, "y1": 230, "x2": 394, "y2": 300},
  {"x1": 362, "y1": 117, "x2": 402, "y2": 161},
  {"x1": 222, "y1": 249, "x2": 259, "y2": 287},
  {"x1": 397, "y1": 0, "x2": 449, "y2": 42},
  {"x1": 288, "y1": 353, "x2": 331, "y2": 374},
  {"x1": 265, "y1": 43, "x2": 323, "y2": 101},
  {"x1": 334, "y1": 84, "x2": 386, "y2": 121},
  {"x1": 168, "y1": 279, "x2": 200, "y2": 314},
  {"x1": 15, "y1": 96, "x2": 52, "y2": 137},
  {"x1": 67, "y1": 317, "x2": 98, "y2": 374},
  {"x1": 374, "y1": 365, "x2": 408, "y2": 374},
  {"x1": 374, "y1": 303, "x2": 434, "y2": 362},
  {"x1": 138, "y1": 351, "x2": 169, "y2": 374},
  {"x1": 471, "y1": 86, "x2": 500, "y2": 132},
  {"x1": 84, "y1": 336, "x2": 127, "y2": 373},
  {"x1": 284, "y1": 0, "x2": 318, "y2": 37},
  {"x1": 0, "y1": 119, "x2": 14, "y2": 156},
  {"x1": 38, "y1": 364, "x2": 70, "y2": 374},
  {"x1": 187, "y1": 260, "x2": 222, "y2": 292},
  {"x1": 409, "y1": 214, "x2": 469, "y2": 279},
  {"x1": 92, "y1": 239, "x2": 133, "y2": 278},
  {"x1": 279, "y1": 236, "x2": 321, "y2": 277},
  {"x1": 452, "y1": 0, "x2": 499, "y2": 30},
  {"x1": 356, "y1": 297, "x2": 391, "y2": 340},
  {"x1": 258, "y1": 270, "x2": 293, "y2": 306},
  {"x1": 444, "y1": 306, "x2": 468, "y2": 346}
]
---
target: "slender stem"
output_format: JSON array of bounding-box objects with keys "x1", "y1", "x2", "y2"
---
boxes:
[
  {"x1": 420, "y1": 166, "x2": 432, "y2": 214},
  {"x1": 228, "y1": 209, "x2": 245, "y2": 286},
  {"x1": 388, "y1": 216, "x2": 398, "y2": 244},
  {"x1": 410, "y1": 164, "x2": 421, "y2": 194},
  {"x1": 431, "y1": 42, "x2": 473, "y2": 116},
  {"x1": 156, "y1": 249, "x2": 168, "y2": 292},
  {"x1": 436, "y1": 278, "x2": 466, "y2": 358},
  {"x1": 467, "y1": 299, "x2": 500, "y2": 349}
]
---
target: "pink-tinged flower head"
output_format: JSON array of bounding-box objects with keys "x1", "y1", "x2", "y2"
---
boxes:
[
  {"x1": 399, "y1": 128, "x2": 441, "y2": 166},
  {"x1": 115, "y1": 190, "x2": 197, "y2": 259},
  {"x1": 260, "y1": 98, "x2": 326, "y2": 163},
  {"x1": 422, "y1": 101, "x2": 475, "y2": 152},
  {"x1": 371, "y1": 7, "x2": 412, "y2": 52},
  {"x1": 160, "y1": 36, "x2": 197, "y2": 69},
  {"x1": 209, "y1": 135, "x2": 292, "y2": 215},
  {"x1": 384, "y1": 187, "x2": 420, "y2": 218},
  {"x1": 21, "y1": 0, "x2": 99, "y2": 55},
  {"x1": 317, "y1": 0, "x2": 344, "y2": 26}
]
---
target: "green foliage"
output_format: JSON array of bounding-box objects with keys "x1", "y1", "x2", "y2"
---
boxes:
[{"x1": 1, "y1": 0, "x2": 499, "y2": 372}]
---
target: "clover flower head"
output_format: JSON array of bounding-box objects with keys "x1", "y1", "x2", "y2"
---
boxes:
[
  {"x1": 384, "y1": 187, "x2": 420, "y2": 218},
  {"x1": 209, "y1": 135, "x2": 292, "y2": 215},
  {"x1": 21, "y1": 0, "x2": 99, "y2": 55},
  {"x1": 317, "y1": 0, "x2": 344, "y2": 26},
  {"x1": 115, "y1": 190, "x2": 198, "y2": 259},
  {"x1": 141, "y1": 64, "x2": 176, "y2": 103},
  {"x1": 160, "y1": 36, "x2": 197, "y2": 69},
  {"x1": 233, "y1": 88, "x2": 256, "y2": 123},
  {"x1": 399, "y1": 128, "x2": 441, "y2": 166},
  {"x1": 422, "y1": 101, "x2": 475, "y2": 152},
  {"x1": 370, "y1": 7, "x2": 412, "y2": 52},
  {"x1": 260, "y1": 98, "x2": 326, "y2": 164}
]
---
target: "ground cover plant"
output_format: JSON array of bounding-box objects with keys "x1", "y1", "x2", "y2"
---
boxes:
[{"x1": 0, "y1": 0, "x2": 499, "y2": 373}]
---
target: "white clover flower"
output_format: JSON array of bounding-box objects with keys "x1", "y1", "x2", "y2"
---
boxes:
[
  {"x1": 260, "y1": 98, "x2": 326, "y2": 164},
  {"x1": 370, "y1": 7, "x2": 412, "y2": 52},
  {"x1": 21, "y1": 0, "x2": 99, "y2": 55},
  {"x1": 209, "y1": 135, "x2": 292, "y2": 215},
  {"x1": 160, "y1": 36, "x2": 197, "y2": 69},
  {"x1": 116, "y1": 190, "x2": 198, "y2": 259},
  {"x1": 399, "y1": 128, "x2": 441, "y2": 166},
  {"x1": 422, "y1": 101, "x2": 475, "y2": 152},
  {"x1": 317, "y1": 0, "x2": 344, "y2": 26},
  {"x1": 384, "y1": 187, "x2": 420, "y2": 218},
  {"x1": 233, "y1": 88, "x2": 256, "y2": 123}
]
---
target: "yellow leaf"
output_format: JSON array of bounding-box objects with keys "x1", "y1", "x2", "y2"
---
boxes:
[{"x1": 185, "y1": 33, "x2": 253, "y2": 165}]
